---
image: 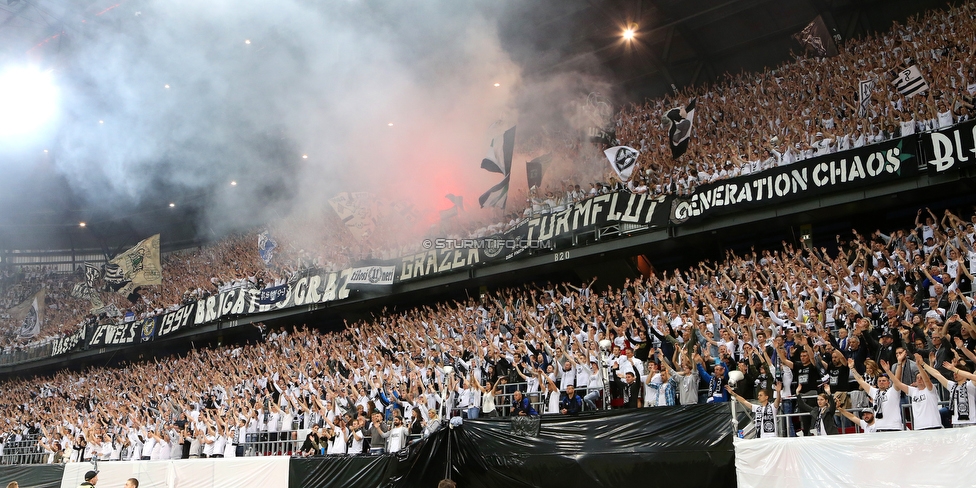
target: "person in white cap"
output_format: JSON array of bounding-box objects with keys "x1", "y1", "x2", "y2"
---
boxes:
[{"x1": 837, "y1": 406, "x2": 877, "y2": 433}]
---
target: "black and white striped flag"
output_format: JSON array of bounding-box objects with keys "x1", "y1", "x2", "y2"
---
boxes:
[
  {"x1": 479, "y1": 126, "x2": 516, "y2": 209},
  {"x1": 858, "y1": 79, "x2": 875, "y2": 117},
  {"x1": 892, "y1": 66, "x2": 929, "y2": 98},
  {"x1": 103, "y1": 263, "x2": 126, "y2": 285},
  {"x1": 84, "y1": 262, "x2": 101, "y2": 288}
]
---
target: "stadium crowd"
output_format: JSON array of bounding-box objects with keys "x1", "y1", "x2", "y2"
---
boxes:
[
  {"x1": 0, "y1": 200, "x2": 974, "y2": 463},
  {"x1": 0, "y1": 0, "x2": 975, "y2": 463}
]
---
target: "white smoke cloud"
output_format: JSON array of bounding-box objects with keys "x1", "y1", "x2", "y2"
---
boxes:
[{"x1": 7, "y1": 0, "x2": 614, "y2": 253}]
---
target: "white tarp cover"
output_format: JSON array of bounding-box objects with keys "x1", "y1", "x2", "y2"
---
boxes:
[
  {"x1": 60, "y1": 456, "x2": 289, "y2": 488},
  {"x1": 735, "y1": 428, "x2": 976, "y2": 488}
]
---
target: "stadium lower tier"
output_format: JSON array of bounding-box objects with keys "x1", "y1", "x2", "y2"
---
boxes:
[{"x1": 1, "y1": 405, "x2": 973, "y2": 488}]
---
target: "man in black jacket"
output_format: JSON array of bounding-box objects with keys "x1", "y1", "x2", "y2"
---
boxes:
[{"x1": 869, "y1": 330, "x2": 899, "y2": 366}]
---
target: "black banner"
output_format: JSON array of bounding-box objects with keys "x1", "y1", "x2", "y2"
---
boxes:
[
  {"x1": 52, "y1": 271, "x2": 354, "y2": 357},
  {"x1": 921, "y1": 117, "x2": 976, "y2": 174},
  {"x1": 193, "y1": 288, "x2": 259, "y2": 326},
  {"x1": 397, "y1": 192, "x2": 669, "y2": 282},
  {"x1": 88, "y1": 321, "x2": 143, "y2": 347},
  {"x1": 259, "y1": 284, "x2": 288, "y2": 305},
  {"x1": 671, "y1": 136, "x2": 919, "y2": 224},
  {"x1": 52, "y1": 327, "x2": 84, "y2": 356},
  {"x1": 520, "y1": 192, "x2": 668, "y2": 247},
  {"x1": 157, "y1": 303, "x2": 196, "y2": 338}
]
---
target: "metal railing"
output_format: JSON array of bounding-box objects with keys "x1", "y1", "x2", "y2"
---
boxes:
[
  {"x1": 0, "y1": 434, "x2": 46, "y2": 465},
  {"x1": 731, "y1": 395, "x2": 953, "y2": 438},
  {"x1": 242, "y1": 430, "x2": 303, "y2": 457}
]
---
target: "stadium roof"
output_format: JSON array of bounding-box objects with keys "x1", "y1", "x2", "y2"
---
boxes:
[
  {"x1": 504, "y1": 0, "x2": 953, "y2": 101},
  {"x1": 0, "y1": 0, "x2": 954, "y2": 253}
]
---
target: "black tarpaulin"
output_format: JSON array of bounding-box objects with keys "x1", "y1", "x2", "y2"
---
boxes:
[
  {"x1": 290, "y1": 404, "x2": 735, "y2": 488},
  {"x1": 402, "y1": 404, "x2": 736, "y2": 488},
  {"x1": 289, "y1": 439, "x2": 427, "y2": 488},
  {"x1": 0, "y1": 464, "x2": 64, "y2": 488}
]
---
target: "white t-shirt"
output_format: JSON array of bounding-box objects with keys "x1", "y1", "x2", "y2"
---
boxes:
[
  {"x1": 266, "y1": 412, "x2": 281, "y2": 433},
  {"x1": 857, "y1": 419, "x2": 878, "y2": 433},
  {"x1": 98, "y1": 442, "x2": 112, "y2": 460},
  {"x1": 456, "y1": 388, "x2": 472, "y2": 409},
  {"x1": 203, "y1": 436, "x2": 215, "y2": 457},
  {"x1": 212, "y1": 434, "x2": 227, "y2": 457},
  {"x1": 349, "y1": 428, "x2": 363, "y2": 455},
  {"x1": 776, "y1": 367, "x2": 794, "y2": 400},
  {"x1": 152, "y1": 439, "x2": 171, "y2": 460},
  {"x1": 587, "y1": 368, "x2": 604, "y2": 390},
  {"x1": 127, "y1": 436, "x2": 143, "y2": 461},
  {"x1": 575, "y1": 365, "x2": 591, "y2": 390},
  {"x1": 142, "y1": 438, "x2": 156, "y2": 459},
  {"x1": 615, "y1": 357, "x2": 642, "y2": 378},
  {"x1": 383, "y1": 426, "x2": 409, "y2": 452},
  {"x1": 908, "y1": 385, "x2": 943, "y2": 430},
  {"x1": 223, "y1": 433, "x2": 236, "y2": 457},
  {"x1": 938, "y1": 110, "x2": 954, "y2": 128},
  {"x1": 545, "y1": 389, "x2": 561, "y2": 414},
  {"x1": 869, "y1": 386, "x2": 903, "y2": 431},
  {"x1": 559, "y1": 367, "x2": 577, "y2": 391},
  {"x1": 328, "y1": 428, "x2": 347, "y2": 454}
]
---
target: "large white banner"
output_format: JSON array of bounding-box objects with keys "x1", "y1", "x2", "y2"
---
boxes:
[
  {"x1": 60, "y1": 457, "x2": 290, "y2": 488},
  {"x1": 734, "y1": 428, "x2": 976, "y2": 488}
]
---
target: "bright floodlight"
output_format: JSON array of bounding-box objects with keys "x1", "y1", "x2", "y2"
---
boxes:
[
  {"x1": 623, "y1": 23, "x2": 637, "y2": 41},
  {"x1": 0, "y1": 66, "x2": 58, "y2": 138}
]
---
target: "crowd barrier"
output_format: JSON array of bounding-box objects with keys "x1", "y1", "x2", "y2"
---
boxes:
[{"x1": 0, "y1": 434, "x2": 46, "y2": 466}]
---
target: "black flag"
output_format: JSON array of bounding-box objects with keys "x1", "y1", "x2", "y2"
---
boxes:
[
  {"x1": 793, "y1": 15, "x2": 838, "y2": 58},
  {"x1": 586, "y1": 127, "x2": 617, "y2": 147},
  {"x1": 525, "y1": 153, "x2": 551, "y2": 189},
  {"x1": 665, "y1": 98, "x2": 696, "y2": 160}
]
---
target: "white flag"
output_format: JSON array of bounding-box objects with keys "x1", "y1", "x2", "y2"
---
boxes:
[
  {"x1": 8, "y1": 290, "x2": 45, "y2": 338},
  {"x1": 604, "y1": 146, "x2": 640, "y2": 182},
  {"x1": 892, "y1": 66, "x2": 929, "y2": 98}
]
